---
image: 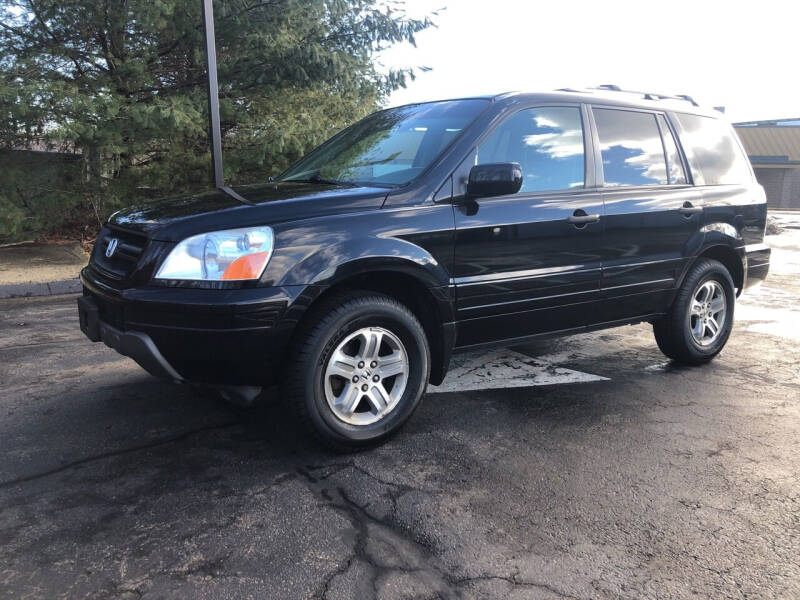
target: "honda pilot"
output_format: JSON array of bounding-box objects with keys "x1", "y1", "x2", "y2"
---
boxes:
[{"x1": 78, "y1": 89, "x2": 771, "y2": 449}]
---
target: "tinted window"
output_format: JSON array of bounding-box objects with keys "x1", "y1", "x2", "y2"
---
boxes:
[
  {"x1": 674, "y1": 114, "x2": 752, "y2": 185},
  {"x1": 477, "y1": 107, "x2": 584, "y2": 193},
  {"x1": 657, "y1": 114, "x2": 687, "y2": 184},
  {"x1": 281, "y1": 99, "x2": 489, "y2": 186},
  {"x1": 594, "y1": 108, "x2": 668, "y2": 186}
]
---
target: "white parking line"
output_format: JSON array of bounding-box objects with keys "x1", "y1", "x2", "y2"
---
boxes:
[{"x1": 428, "y1": 348, "x2": 608, "y2": 395}]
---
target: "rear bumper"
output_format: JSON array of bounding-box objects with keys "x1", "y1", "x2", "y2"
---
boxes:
[
  {"x1": 743, "y1": 243, "x2": 771, "y2": 290},
  {"x1": 78, "y1": 267, "x2": 318, "y2": 385}
]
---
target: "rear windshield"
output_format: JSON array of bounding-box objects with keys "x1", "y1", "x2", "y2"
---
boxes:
[
  {"x1": 280, "y1": 99, "x2": 489, "y2": 187},
  {"x1": 674, "y1": 114, "x2": 753, "y2": 185}
]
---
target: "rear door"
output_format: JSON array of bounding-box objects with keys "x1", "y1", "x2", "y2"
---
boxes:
[
  {"x1": 591, "y1": 106, "x2": 702, "y2": 322},
  {"x1": 453, "y1": 104, "x2": 605, "y2": 347},
  {"x1": 670, "y1": 112, "x2": 761, "y2": 247}
]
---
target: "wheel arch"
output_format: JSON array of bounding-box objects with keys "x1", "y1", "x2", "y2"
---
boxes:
[
  {"x1": 289, "y1": 265, "x2": 455, "y2": 386},
  {"x1": 684, "y1": 243, "x2": 745, "y2": 296}
]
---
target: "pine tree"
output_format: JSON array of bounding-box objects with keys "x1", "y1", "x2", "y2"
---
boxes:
[{"x1": 0, "y1": 0, "x2": 432, "y2": 241}]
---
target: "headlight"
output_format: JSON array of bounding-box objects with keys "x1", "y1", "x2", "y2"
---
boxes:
[{"x1": 155, "y1": 226, "x2": 274, "y2": 281}]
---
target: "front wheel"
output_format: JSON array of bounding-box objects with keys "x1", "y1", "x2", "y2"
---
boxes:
[
  {"x1": 653, "y1": 258, "x2": 736, "y2": 365},
  {"x1": 285, "y1": 292, "x2": 430, "y2": 451}
]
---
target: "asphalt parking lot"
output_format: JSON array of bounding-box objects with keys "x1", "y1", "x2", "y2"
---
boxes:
[{"x1": 1, "y1": 218, "x2": 799, "y2": 599}]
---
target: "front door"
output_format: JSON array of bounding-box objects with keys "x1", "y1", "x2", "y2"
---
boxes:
[{"x1": 453, "y1": 105, "x2": 604, "y2": 347}]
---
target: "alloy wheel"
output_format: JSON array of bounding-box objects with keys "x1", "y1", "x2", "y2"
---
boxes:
[
  {"x1": 688, "y1": 280, "x2": 727, "y2": 346},
  {"x1": 323, "y1": 326, "x2": 409, "y2": 426}
]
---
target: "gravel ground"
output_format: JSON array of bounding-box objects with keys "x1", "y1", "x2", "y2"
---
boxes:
[{"x1": 1, "y1": 225, "x2": 798, "y2": 599}]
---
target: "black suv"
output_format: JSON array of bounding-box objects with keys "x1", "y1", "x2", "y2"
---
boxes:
[{"x1": 78, "y1": 89, "x2": 771, "y2": 449}]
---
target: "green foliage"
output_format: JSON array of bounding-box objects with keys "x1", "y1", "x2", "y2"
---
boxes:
[
  {"x1": 0, "y1": 0, "x2": 433, "y2": 242},
  {"x1": 0, "y1": 150, "x2": 87, "y2": 242},
  {"x1": 0, "y1": 193, "x2": 25, "y2": 240}
]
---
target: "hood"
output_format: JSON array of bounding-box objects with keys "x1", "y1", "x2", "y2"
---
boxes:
[{"x1": 109, "y1": 181, "x2": 388, "y2": 242}]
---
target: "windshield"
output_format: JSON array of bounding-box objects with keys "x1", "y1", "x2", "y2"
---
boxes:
[{"x1": 280, "y1": 99, "x2": 489, "y2": 187}]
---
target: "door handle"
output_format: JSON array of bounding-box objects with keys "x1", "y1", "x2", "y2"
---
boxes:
[
  {"x1": 679, "y1": 202, "x2": 703, "y2": 216},
  {"x1": 567, "y1": 211, "x2": 600, "y2": 225}
]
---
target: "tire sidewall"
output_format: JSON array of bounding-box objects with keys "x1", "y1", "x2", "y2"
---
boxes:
[
  {"x1": 301, "y1": 299, "x2": 429, "y2": 445},
  {"x1": 678, "y1": 262, "x2": 735, "y2": 358}
]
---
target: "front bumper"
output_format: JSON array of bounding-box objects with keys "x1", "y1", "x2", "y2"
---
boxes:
[
  {"x1": 78, "y1": 295, "x2": 183, "y2": 381},
  {"x1": 78, "y1": 267, "x2": 316, "y2": 385},
  {"x1": 743, "y1": 243, "x2": 771, "y2": 290}
]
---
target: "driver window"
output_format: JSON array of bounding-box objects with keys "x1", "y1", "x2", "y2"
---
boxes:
[{"x1": 477, "y1": 107, "x2": 585, "y2": 193}]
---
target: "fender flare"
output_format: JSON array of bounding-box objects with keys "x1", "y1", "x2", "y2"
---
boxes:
[
  {"x1": 678, "y1": 229, "x2": 746, "y2": 293},
  {"x1": 275, "y1": 236, "x2": 452, "y2": 290}
]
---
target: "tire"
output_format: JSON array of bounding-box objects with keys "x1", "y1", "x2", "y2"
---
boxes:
[
  {"x1": 285, "y1": 291, "x2": 430, "y2": 451},
  {"x1": 653, "y1": 258, "x2": 736, "y2": 365}
]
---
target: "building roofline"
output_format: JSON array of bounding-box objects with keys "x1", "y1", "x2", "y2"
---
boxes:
[{"x1": 734, "y1": 118, "x2": 800, "y2": 127}]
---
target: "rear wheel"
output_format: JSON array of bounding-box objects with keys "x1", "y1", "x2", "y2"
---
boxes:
[
  {"x1": 653, "y1": 258, "x2": 735, "y2": 365},
  {"x1": 286, "y1": 291, "x2": 429, "y2": 451}
]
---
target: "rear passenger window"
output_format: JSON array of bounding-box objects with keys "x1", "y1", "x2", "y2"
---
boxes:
[
  {"x1": 593, "y1": 108, "x2": 668, "y2": 186},
  {"x1": 477, "y1": 106, "x2": 585, "y2": 193},
  {"x1": 657, "y1": 115, "x2": 687, "y2": 184},
  {"x1": 674, "y1": 114, "x2": 752, "y2": 185}
]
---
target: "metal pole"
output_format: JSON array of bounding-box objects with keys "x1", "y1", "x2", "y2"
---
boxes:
[
  {"x1": 200, "y1": 0, "x2": 251, "y2": 203},
  {"x1": 201, "y1": 0, "x2": 224, "y2": 187}
]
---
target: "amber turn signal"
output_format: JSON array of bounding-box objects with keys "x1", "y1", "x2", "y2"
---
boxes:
[{"x1": 221, "y1": 251, "x2": 270, "y2": 280}]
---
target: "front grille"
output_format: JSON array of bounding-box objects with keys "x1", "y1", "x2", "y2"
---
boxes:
[{"x1": 91, "y1": 227, "x2": 148, "y2": 283}]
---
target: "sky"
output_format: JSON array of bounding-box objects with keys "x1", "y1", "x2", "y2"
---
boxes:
[{"x1": 378, "y1": 0, "x2": 799, "y2": 123}]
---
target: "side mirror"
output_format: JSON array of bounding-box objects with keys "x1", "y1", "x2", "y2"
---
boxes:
[{"x1": 466, "y1": 162, "x2": 523, "y2": 199}]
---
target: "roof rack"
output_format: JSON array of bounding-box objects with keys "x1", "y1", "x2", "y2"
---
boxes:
[{"x1": 593, "y1": 84, "x2": 699, "y2": 107}]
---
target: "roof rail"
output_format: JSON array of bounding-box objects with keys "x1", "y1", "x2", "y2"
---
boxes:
[{"x1": 593, "y1": 84, "x2": 699, "y2": 107}]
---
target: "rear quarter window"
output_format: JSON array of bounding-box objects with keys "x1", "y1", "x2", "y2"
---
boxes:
[{"x1": 674, "y1": 114, "x2": 753, "y2": 185}]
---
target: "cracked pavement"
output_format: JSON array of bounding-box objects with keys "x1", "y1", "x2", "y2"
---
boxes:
[{"x1": 1, "y1": 225, "x2": 799, "y2": 599}]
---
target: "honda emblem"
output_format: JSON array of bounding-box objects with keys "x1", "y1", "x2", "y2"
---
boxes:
[{"x1": 105, "y1": 238, "x2": 119, "y2": 258}]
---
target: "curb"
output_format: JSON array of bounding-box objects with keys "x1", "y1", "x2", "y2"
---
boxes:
[{"x1": 0, "y1": 278, "x2": 82, "y2": 300}]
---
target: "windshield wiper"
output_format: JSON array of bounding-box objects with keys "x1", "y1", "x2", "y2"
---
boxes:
[{"x1": 288, "y1": 173, "x2": 357, "y2": 187}]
